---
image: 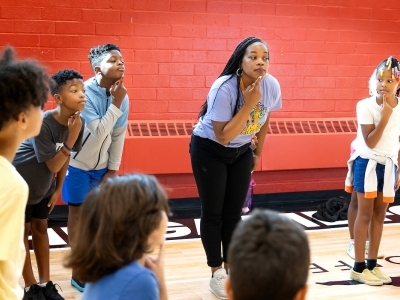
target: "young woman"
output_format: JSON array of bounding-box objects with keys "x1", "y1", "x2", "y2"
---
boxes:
[
  {"x1": 345, "y1": 57, "x2": 400, "y2": 286},
  {"x1": 65, "y1": 174, "x2": 170, "y2": 300},
  {"x1": 190, "y1": 36, "x2": 282, "y2": 299}
]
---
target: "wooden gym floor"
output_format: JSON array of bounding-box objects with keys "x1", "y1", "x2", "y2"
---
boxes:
[{"x1": 23, "y1": 208, "x2": 400, "y2": 299}]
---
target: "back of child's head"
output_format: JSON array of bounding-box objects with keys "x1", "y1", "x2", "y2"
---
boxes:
[
  {"x1": 50, "y1": 69, "x2": 83, "y2": 96},
  {"x1": 88, "y1": 43, "x2": 121, "y2": 72},
  {"x1": 0, "y1": 46, "x2": 50, "y2": 131},
  {"x1": 65, "y1": 173, "x2": 170, "y2": 282},
  {"x1": 228, "y1": 209, "x2": 310, "y2": 300}
]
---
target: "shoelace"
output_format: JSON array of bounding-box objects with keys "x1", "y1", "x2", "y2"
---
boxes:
[
  {"x1": 213, "y1": 274, "x2": 227, "y2": 289},
  {"x1": 48, "y1": 283, "x2": 63, "y2": 296}
]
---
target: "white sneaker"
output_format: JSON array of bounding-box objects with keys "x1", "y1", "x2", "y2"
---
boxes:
[
  {"x1": 365, "y1": 242, "x2": 384, "y2": 259},
  {"x1": 346, "y1": 241, "x2": 355, "y2": 259},
  {"x1": 347, "y1": 241, "x2": 384, "y2": 260},
  {"x1": 209, "y1": 269, "x2": 228, "y2": 299}
]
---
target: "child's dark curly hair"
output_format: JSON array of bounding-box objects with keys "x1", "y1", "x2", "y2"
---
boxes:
[
  {"x1": 88, "y1": 43, "x2": 121, "y2": 71},
  {"x1": 51, "y1": 69, "x2": 84, "y2": 96},
  {"x1": 0, "y1": 47, "x2": 50, "y2": 131}
]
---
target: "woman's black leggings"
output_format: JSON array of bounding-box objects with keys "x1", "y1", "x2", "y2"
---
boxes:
[{"x1": 189, "y1": 135, "x2": 253, "y2": 267}]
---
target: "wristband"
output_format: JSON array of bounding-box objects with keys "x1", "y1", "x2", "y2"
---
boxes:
[
  {"x1": 63, "y1": 142, "x2": 72, "y2": 152},
  {"x1": 60, "y1": 148, "x2": 70, "y2": 157}
]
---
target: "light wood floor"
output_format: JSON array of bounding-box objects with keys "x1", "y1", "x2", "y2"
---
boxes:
[{"x1": 22, "y1": 224, "x2": 400, "y2": 299}]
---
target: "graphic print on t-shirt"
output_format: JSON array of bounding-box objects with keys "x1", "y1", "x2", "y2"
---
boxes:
[
  {"x1": 240, "y1": 103, "x2": 268, "y2": 135},
  {"x1": 55, "y1": 143, "x2": 63, "y2": 152}
]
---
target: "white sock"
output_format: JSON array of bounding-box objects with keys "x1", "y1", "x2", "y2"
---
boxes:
[
  {"x1": 24, "y1": 286, "x2": 31, "y2": 292},
  {"x1": 39, "y1": 282, "x2": 47, "y2": 287},
  {"x1": 349, "y1": 239, "x2": 354, "y2": 244}
]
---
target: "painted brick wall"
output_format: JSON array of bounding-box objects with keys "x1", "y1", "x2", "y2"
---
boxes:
[{"x1": 1, "y1": 0, "x2": 400, "y2": 120}]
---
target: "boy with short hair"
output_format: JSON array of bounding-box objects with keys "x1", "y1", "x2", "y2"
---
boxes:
[
  {"x1": 13, "y1": 69, "x2": 86, "y2": 300},
  {"x1": 61, "y1": 43, "x2": 128, "y2": 292},
  {"x1": 226, "y1": 210, "x2": 310, "y2": 300},
  {"x1": 0, "y1": 47, "x2": 50, "y2": 300}
]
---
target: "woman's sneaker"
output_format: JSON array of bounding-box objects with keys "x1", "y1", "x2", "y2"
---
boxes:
[
  {"x1": 71, "y1": 277, "x2": 85, "y2": 292},
  {"x1": 350, "y1": 269, "x2": 383, "y2": 286},
  {"x1": 209, "y1": 268, "x2": 228, "y2": 299},
  {"x1": 370, "y1": 267, "x2": 392, "y2": 284}
]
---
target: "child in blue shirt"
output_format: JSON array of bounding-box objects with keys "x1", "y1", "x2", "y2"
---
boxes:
[{"x1": 65, "y1": 174, "x2": 169, "y2": 300}]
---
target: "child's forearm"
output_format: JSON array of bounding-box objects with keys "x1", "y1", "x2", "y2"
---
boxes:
[
  {"x1": 108, "y1": 126, "x2": 126, "y2": 170},
  {"x1": 159, "y1": 282, "x2": 168, "y2": 300},
  {"x1": 55, "y1": 158, "x2": 69, "y2": 192},
  {"x1": 45, "y1": 147, "x2": 71, "y2": 174},
  {"x1": 86, "y1": 106, "x2": 122, "y2": 139},
  {"x1": 363, "y1": 118, "x2": 389, "y2": 149}
]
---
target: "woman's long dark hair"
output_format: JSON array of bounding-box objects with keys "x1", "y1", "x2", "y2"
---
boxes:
[{"x1": 198, "y1": 37, "x2": 267, "y2": 118}]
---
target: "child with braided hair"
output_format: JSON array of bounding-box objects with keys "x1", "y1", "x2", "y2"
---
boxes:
[
  {"x1": 190, "y1": 36, "x2": 282, "y2": 299},
  {"x1": 345, "y1": 56, "x2": 400, "y2": 285}
]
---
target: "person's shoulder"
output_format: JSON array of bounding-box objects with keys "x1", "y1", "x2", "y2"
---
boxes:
[
  {"x1": 357, "y1": 96, "x2": 375, "y2": 107},
  {"x1": 211, "y1": 75, "x2": 238, "y2": 99},
  {"x1": 84, "y1": 77, "x2": 96, "y2": 88},
  {"x1": 41, "y1": 110, "x2": 54, "y2": 124},
  {"x1": 41, "y1": 110, "x2": 62, "y2": 132},
  {"x1": 211, "y1": 75, "x2": 236, "y2": 90},
  {"x1": 263, "y1": 74, "x2": 280, "y2": 88},
  {"x1": 0, "y1": 157, "x2": 28, "y2": 191}
]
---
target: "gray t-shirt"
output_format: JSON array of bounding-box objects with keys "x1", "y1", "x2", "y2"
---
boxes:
[
  {"x1": 13, "y1": 110, "x2": 84, "y2": 205},
  {"x1": 193, "y1": 74, "x2": 282, "y2": 147}
]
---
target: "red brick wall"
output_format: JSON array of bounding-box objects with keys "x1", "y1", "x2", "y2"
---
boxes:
[{"x1": 1, "y1": 0, "x2": 400, "y2": 120}]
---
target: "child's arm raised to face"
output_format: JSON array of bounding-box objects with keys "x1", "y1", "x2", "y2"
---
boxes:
[
  {"x1": 110, "y1": 74, "x2": 127, "y2": 109},
  {"x1": 44, "y1": 113, "x2": 82, "y2": 173},
  {"x1": 145, "y1": 244, "x2": 168, "y2": 300},
  {"x1": 84, "y1": 76, "x2": 128, "y2": 140},
  {"x1": 359, "y1": 95, "x2": 392, "y2": 149}
]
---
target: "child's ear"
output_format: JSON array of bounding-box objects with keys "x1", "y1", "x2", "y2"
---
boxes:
[
  {"x1": 293, "y1": 284, "x2": 308, "y2": 300},
  {"x1": 94, "y1": 66, "x2": 101, "y2": 74},
  {"x1": 54, "y1": 94, "x2": 62, "y2": 104},
  {"x1": 17, "y1": 111, "x2": 28, "y2": 129},
  {"x1": 225, "y1": 276, "x2": 234, "y2": 300}
]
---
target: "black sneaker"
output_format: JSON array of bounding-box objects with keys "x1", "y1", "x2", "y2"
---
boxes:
[
  {"x1": 23, "y1": 284, "x2": 46, "y2": 300},
  {"x1": 71, "y1": 277, "x2": 85, "y2": 292},
  {"x1": 41, "y1": 281, "x2": 64, "y2": 300}
]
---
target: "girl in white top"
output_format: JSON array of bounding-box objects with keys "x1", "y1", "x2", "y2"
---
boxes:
[{"x1": 347, "y1": 57, "x2": 400, "y2": 286}]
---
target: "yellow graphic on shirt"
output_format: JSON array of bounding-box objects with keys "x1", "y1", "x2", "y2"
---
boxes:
[{"x1": 240, "y1": 104, "x2": 268, "y2": 135}]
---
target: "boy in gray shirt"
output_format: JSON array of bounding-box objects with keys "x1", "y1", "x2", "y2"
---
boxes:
[{"x1": 13, "y1": 70, "x2": 85, "y2": 300}]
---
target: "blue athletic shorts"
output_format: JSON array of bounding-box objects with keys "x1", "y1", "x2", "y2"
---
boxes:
[
  {"x1": 62, "y1": 166, "x2": 108, "y2": 206},
  {"x1": 353, "y1": 156, "x2": 397, "y2": 193}
]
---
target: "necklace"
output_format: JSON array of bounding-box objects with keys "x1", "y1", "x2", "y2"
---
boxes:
[{"x1": 240, "y1": 78, "x2": 260, "y2": 150}]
